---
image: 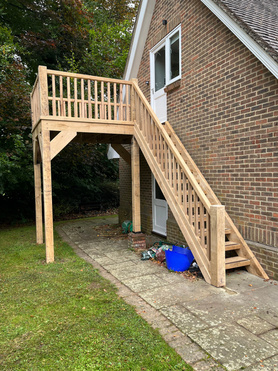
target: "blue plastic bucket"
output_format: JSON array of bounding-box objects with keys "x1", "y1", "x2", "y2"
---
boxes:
[{"x1": 165, "y1": 246, "x2": 194, "y2": 272}]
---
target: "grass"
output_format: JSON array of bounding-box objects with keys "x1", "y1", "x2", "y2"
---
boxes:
[{"x1": 0, "y1": 222, "x2": 193, "y2": 370}]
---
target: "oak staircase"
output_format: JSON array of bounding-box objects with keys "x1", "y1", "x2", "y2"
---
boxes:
[
  {"x1": 131, "y1": 80, "x2": 268, "y2": 286},
  {"x1": 31, "y1": 67, "x2": 268, "y2": 287}
]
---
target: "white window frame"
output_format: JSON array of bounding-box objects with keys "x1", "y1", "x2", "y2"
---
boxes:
[{"x1": 150, "y1": 24, "x2": 181, "y2": 89}]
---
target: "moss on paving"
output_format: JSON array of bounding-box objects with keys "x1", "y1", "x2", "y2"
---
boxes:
[{"x1": 0, "y1": 224, "x2": 192, "y2": 370}]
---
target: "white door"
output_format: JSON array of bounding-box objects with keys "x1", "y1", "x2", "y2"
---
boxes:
[
  {"x1": 152, "y1": 176, "x2": 168, "y2": 236},
  {"x1": 151, "y1": 44, "x2": 167, "y2": 123},
  {"x1": 150, "y1": 44, "x2": 168, "y2": 235}
]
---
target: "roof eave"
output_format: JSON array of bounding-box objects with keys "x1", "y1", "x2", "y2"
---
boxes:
[
  {"x1": 201, "y1": 0, "x2": 278, "y2": 79},
  {"x1": 123, "y1": 0, "x2": 156, "y2": 81}
]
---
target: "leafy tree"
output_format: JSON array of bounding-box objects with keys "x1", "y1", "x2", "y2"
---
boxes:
[
  {"x1": 0, "y1": 0, "x2": 139, "y2": 223},
  {"x1": 1, "y1": 0, "x2": 93, "y2": 82}
]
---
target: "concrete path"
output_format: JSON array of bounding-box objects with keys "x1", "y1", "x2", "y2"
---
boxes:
[{"x1": 57, "y1": 216, "x2": 278, "y2": 371}]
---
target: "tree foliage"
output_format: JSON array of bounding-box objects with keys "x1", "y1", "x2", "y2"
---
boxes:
[{"x1": 0, "y1": 0, "x2": 139, "y2": 223}]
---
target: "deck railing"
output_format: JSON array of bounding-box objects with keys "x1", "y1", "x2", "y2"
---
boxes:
[{"x1": 31, "y1": 66, "x2": 133, "y2": 129}]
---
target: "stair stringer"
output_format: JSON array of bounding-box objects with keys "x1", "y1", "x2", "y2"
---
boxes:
[
  {"x1": 134, "y1": 124, "x2": 212, "y2": 284},
  {"x1": 164, "y1": 121, "x2": 268, "y2": 280}
]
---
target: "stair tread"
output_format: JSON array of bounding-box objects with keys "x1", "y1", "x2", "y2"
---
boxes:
[
  {"x1": 225, "y1": 256, "x2": 251, "y2": 269},
  {"x1": 225, "y1": 241, "x2": 241, "y2": 251}
]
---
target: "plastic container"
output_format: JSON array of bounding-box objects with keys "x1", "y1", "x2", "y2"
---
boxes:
[{"x1": 165, "y1": 246, "x2": 194, "y2": 272}]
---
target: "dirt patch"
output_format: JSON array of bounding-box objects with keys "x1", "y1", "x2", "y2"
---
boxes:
[{"x1": 93, "y1": 223, "x2": 128, "y2": 240}]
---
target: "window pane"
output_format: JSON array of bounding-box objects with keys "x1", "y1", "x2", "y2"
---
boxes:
[
  {"x1": 170, "y1": 31, "x2": 180, "y2": 80},
  {"x1": 155, "y1": 181, "x2": 165, "y2": 200},
  {"x1": 155, "y1": 46, "x2": 165, "y2": 91}
]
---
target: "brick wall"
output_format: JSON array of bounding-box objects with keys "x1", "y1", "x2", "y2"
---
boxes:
[
  {"x1": 119, "y1": 152, "x2": 132, "y2": 223},
  {"x1": 120, "y1": 0, "x2": 278, "y2": 277},
  {"x1": 119, "y1": 150, "x2": 152, "y2": 235}
]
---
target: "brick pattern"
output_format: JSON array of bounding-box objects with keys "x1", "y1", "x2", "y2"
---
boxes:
[
  {"x1": 128, "y1": 232, "x2": 146, "y2": 250},
  {"x1": 249, "y1": 242, "x2": 278, "y2": 280},
  {"x1": 120, "y1": 0, "x2": 278, "y2": 278},
  {"x1": 119, "y1": 150, "x2": 132, "y2": 223}
]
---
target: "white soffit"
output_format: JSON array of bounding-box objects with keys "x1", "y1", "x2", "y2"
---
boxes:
[
  {"x1": 201, "y1": 0, "x2": 278, "y2": 79},
  {"x1": 124, "y1": 0, "x2": 156, "y2": 80}
]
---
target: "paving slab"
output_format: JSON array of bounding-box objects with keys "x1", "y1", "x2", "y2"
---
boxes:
[
  {"x1": 57, "y1": 217, "x2": 278, "y2": 371},
  {"x1": 185, "y1": 293, "x2": 262, "y2": 327},
  {"x1": 121, "y1": 273, "x2": 169, "y2": 292},
  {"x1": 260, "y1": 329, "x2": 278, "y2": 349},
  {"x1": 139, "y1": 279, "x2": 222, "y2": 309},
  {"x1": 244, "y1": 354, "x2": 278, "y2": 371},
  {"x1": 160, "y1": 304, "x2": 209, "y2": 333},
  {"x1": 189, "y1": 323, "x2": 278, "y2": 370},
  {"x1": 237, "y1": 315, "x2": 276, "y2": 335}
]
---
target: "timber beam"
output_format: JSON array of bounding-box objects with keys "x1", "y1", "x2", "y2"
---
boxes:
[{"x1": 112, "y1": 144, "x2": 131, "y2": 165}]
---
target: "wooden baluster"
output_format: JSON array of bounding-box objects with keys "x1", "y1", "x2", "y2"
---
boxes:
[
  {"x1": 159, "y1": 132, "x2": 163, "y2": 165},
  {"x1": 108, "y1": 82, "x2": 111, "y2": 120},
  {"x1": 146, "y1": 112, "x2": 151, "y2": 144},
  {"x1": 52, "y1": 75, "x2": 56, "y2": 116},
  {"x1": 119, "y1": 84, "x2": 123, "y2": 120},
  {"x1": 74, "y1": 77, "x2": 77, "y2": 118},
  {"x1": 88, "y1": 79, "x2": 92, "y2": 119},
  {"x1": 178, "y1": 165, "x2": 181, "y2": 204},
  {"x1": 172, "y1": 157, "x2": 177, "y2": 195},
  {"x1": 59, "y1": 75, "x2": 64, "y2": 116},
  {"x1": 206, "y1": 209, "x2": 210, "y2": 255},
  {"x1": 183, "y1": 175, "x2": 188, "y2": 215},
  {"x1": 153, "y1": 125, "x2": 157, "y2": 157},
  {"x1": 81, "y1": 79, "x2": 84, "y2": 118},
  {"x1": 188, "y1": 181, "x2": 193, "y2": 225},
  {"x1": 150, "y1": 119, "x2": 154, "y2": 151},
  {"x1": 126, "y1": 85, "x2": 130, "y2": 121},
  {"x1": 162, "y1": 137, "x2": 165, "y2": 172},
  {"x1": 114, "y1": 83, "x2": 117, "y2": 120},
  {"x1": 164, "y1": 144, "x2": 168, "y2": 180},
  {"x1": 67, "y1": 77, "x2": 71, "y2": 117},
  {"x1": 199, "y1": 202, "x2": 205, "y2": 250},
  {"x1": 94, "y1": 80, "x2": 98, "y2": 119},
  {"x1": 195, "y1": 193, "x2": 199, "y2": 236},
  {"x1": 173, "y1": 155, "x2": 176, "y2": 192},
  {"x1": 100, "y1": 81, "x2": 104, "y2": 119}
]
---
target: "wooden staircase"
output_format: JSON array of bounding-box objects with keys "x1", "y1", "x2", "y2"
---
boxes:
[
  {"x1": 131, "y1": 80, "x2": 268, "y2": 286},
  {"x1": 30, "y1": 66, "x2": 268, "y2": 286}
]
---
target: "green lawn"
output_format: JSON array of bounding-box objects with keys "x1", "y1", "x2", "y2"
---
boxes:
[{"x1": 0, "y1": 223, "x2": 192, "y2": 370}]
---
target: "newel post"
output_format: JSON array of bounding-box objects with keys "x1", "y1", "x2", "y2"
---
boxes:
[
  {"x1": 130, "y1": 78, "x2": 138, "y2": 122},
  {"x1": 210, "y1": 205, "x2": 226, "y2": 287},
  {"x1": 38, "y1": 66, "x2": 49, "y2": 117}
]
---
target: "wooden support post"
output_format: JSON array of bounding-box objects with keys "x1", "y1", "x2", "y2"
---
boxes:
[
  {"x1": 210, "y1": 205, "x2": 226, "y2": 287},
  {"x1": 131, "y1": 137, "x2": 141, "y2": 232},
  {"x1": 33, "y1": 139, "x2": 43, "y2": 244},
  {"x1": 41, "y1": 129, "x2": 54, "y2": 263}
]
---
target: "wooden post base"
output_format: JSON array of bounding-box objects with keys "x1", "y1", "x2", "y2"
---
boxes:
[{"x1": 128, "y1": 232, "x2": 146, "y2": 250}]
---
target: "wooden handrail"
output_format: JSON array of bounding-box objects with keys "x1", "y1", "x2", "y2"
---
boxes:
[
  {"x1": 46, "y1": 69, "x2": 132, "y2": 85},
  {"x1": 131, "y1": 81, "x2": 211, "y2": 212}
]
